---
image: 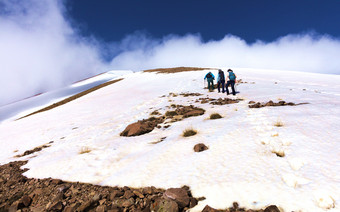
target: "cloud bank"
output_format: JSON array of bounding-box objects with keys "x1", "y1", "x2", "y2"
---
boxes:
[
  {"x1": 110, "y1": 32, "x2": 340, "y2": 74},
  {"x1": 1, "y1": 0, "x2": 340, "y2": 106},
  {"x1": 0, "y1": 0, "x2": 106, "y2": 106}
]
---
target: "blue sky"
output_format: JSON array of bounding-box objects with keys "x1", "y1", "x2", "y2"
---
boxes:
[{"x1": 65, "y1": 0, "x2": 340, "y2": 43}]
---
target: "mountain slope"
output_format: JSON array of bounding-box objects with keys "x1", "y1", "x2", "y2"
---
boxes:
[{"x1": 0, "y1": 68, "x2": 339, "y2": 211}]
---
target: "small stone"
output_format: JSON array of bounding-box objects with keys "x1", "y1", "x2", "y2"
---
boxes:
[
  {"x1": 150, "y1": 198, "x2": 178, "y2": 212},
  {"x1": 202, "y1": 205, "x2": 219, "y2": 212},
  {"x1": 63, "y1": 206, "x2": 76, "y2": 212},
  {"x1": 96, "y1": 205, "x2": 107, "y2": 212},
  {"x1": 264, "y1": 205, "x2": 280, "y2": 212},
  {"x1": 193, "y1": 143, "x2": 208, "y2": 152},
  {"x1": 133, "y1": 190, "x2": 145, "y2": 198},
  {"x1": 189, "y1": 197, "x2": 198, "y2": 208},
  {"x1": 51, "y1": 179, "x2": 62, "y2": 185},
  {"x1": 21, "y1": 195, "x2": 32, "y2": 207},
  {"x1": 122, "y1": 198, "x2": 134, "y2": 208},
  {"x1": 49, "y1": 201, "x2": 63, "y2": 211},
  {"x1": 77, "y1": 200, "x2": 92, "y2": 212},
  {"x1": 123, "y1": 190, "x2": 135, "y2": 199},
  {"x1": 163, "y1": 188, "x2": 190, "y2": 208}
]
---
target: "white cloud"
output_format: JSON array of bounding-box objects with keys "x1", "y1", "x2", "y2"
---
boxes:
[
  {"x1": 0, "y1": 0, "x2": 106, "y2": 106},
  {"x1": 110, "y1": 33, "x2": 340, "y2": 74}
]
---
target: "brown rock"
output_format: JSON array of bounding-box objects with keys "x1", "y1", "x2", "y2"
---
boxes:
[
  {"x1": 264, "y1": 205, "x2": 280, "y2": 212},
  {"x1": 202, "y1": 205, "x2": 219, "y2": 212},
  {"x1": 21, "y1": 195, "x2": 32, "y2": 207},
  {"x1": 51, "y1": 179, "x2": 63, "y2": 185},
  {"x1": 96, "y1": 205, "x2": 107, "y2": 212},
  {"x1": 248, "y1": 101, "x2": 255, "y2": 104},
  {"x1": 163, "y1": 188, "x2": 190, "y2": 208},
  {"x1": 183, "y1": 109, "x2": 204, "y2": 118},
  {"x1": 189, "y1": 197, "x2": 198, "y2": 208},
  {"x1": 194, "y1": 143, "x2": 208, "y2": 152},
  {"x1": 110, "y1": 190, "x2": 124, "y2": 200},
  {"x1": 123, "y1": 190, "x2": 135, "y2": 199},
  {"x1": 77, "y1": 200, "x2": 92, "y2": 212},
  {"x1": 150, "y1": 198, "x2": 178, "y2": 212},
  {"x1": 49, "y1": 201, "x2": 63, "y2": 211},
  {"x1": 63, "y1": 205, "x2": 76, "y2": 212},
  {"x1": 133, "y1": 190, "x2": 145, "y2": 198},
  {"x1": 122, "y1": 198, "x2": 134, "y2": 208},
  {"x1": 142, "y1": 187, "x2": 153, "y2": 195}
]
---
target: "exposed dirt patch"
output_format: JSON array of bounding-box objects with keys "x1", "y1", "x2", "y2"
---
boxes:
[
  {"x1": 0, "y1": 161, "x2": 201, "y2": 212},
  {"x1": 121, "y1": 105, "x2": 205, "y2": 137},
  {"x1": 237, "y1": 79, "x2": 255, "y2": 84},
  {"x1": 197, "y1": 97, "x2": 242, "y2": 105},
  {"x1": 14, "y1": 141, "x2": 54, "y2": 158},
  {"x1": 179, "y1": 92, "x2": 203, "y2": 97},
  {"x1": 165, "y1": 105, "x2": 205, "y2": 119},
  {"x1": 248, "y1": 100, "x2": 308, "y2": 108},
  {"x1": 18, "y1": 78, "x2": 123, "y2": 120},
  {"x1": 143, "y1": 67, "x2": 210, "y2": 74},
  {"x1": 120, "y1": 116, "x2": 165, "y2": 137}
]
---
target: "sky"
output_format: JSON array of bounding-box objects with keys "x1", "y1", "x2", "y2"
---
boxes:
[
  {"x1": 1, "y1": 0, "x2": 340, "y2": 106},
  {"x1": 66, "y1": 0, "x2": 340, "y2": 44}
]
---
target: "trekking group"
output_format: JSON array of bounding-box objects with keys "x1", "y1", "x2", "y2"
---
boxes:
[{"x1": 204, "y1": 69, "x2": 237, "y2": 95}]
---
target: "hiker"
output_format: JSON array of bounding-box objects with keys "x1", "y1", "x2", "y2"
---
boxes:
[
  {"x1": 217, "y1": 69, "x2": 225, "y2": 93},
  {"x1": 204, "y1": 71, "x2": 215, "y2": 90},
  {"x1": 225, "y1": 69, "x2": 237, "y2": 95}
]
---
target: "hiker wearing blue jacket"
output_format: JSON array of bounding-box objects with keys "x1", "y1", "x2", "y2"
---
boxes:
[
  {"x1": 217, "y1": 69, "x2": 225, "y2": 93},
  {"x1": 204, "y1": 71, "x2": 215, "y2": 90},
  {"x1": 226, "y1": 69, "x2": 237, "y2": 95}
]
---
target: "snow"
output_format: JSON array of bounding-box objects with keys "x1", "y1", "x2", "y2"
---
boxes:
[
  {"x1": 0, "y1": 68, "x2": 339, "y2": 211},
  {"x1": 0, "y1": 70, "x2": 132, "y2": 123}
]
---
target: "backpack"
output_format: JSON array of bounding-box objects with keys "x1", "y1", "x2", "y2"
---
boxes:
[
  {"x1": 206, "y1": 73, "x2": 212, "y2": 78},
  {"x1": 229, "y1": 72, "x2": 236, "y2": 80},
  {"x1": 219, "y1": 71, "x2": 225, "y2": 81}
]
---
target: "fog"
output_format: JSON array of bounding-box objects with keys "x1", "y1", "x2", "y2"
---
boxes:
[{"x1": 1, "y1": 0, "x2": 340, "y2": 106}]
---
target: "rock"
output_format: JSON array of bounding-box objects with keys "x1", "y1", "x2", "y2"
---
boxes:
[
  {"x1": 21, "y1": 195, "x2": 32, "y2": 207},
  {"x1": 150, "y1": 198, "x2": 178, "y2": 212},
  {"x1": 48, "y1": 201, "x2": 63, "y2": 211},
  {"x1": 142, "y1": 187, "x2": 153, "y2": 195},
  {"x1": 248, "y1": 101, "x2": 255, "y2": 104},
  {"x1": 265, "y1": 100, "x2": 274, "y2": 106},
  {"x1": 122, "y1": 198, "x2": 135, "y2": 208},
  {"x1": 194, "y1": 143, "x2": 208, "y2": 152},
  {"x1": 183, "y1": 109, "x2": 205, "y2": 118},
  {"x1": 278, "y1": 101, "x2": 286, "y2": 105},
  {"x1": 202, "y1": 205, "x2": 219, "y2": 212},
  {"x1": 92, "y1": 193, "x2": 101, "y2": 203},
  {"x1": 51, "y1": 179, "x2": 63, "y2": 185},
  {"x1": 123, "y1": 190, "x2": 135, "y2": 199},
  {"x1": 77, "y1": 200, "x2": 92, "y2": 212},
  {"x1": 96, "y1": 205, "x2": 107, "y2": 212},
  {"x1": 133, "y1": 190, "x2": 145, "y2": 198},
  {"x1": 264, "y1": 205, "x2": 280, "y2": 212},
  {"x1": 110, "y1": 190, "x2": 124, "y2": 200},
  {"x1": 189, "y1": 197, "x2": 198, "y2": 208},
  {"x1": 120, "y1": 117, "x2": 163, "y2": 137},
  {"x1": 63, "y1": 205, "x2": 76, "y2": 212},
  {"x1": 163, "y1": 188, "x2": 190, "y2": 208}
]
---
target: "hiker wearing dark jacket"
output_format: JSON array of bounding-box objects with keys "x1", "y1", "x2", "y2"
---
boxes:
[
  {"x1": 226, "y1": 69, "x2": 237, "y2": 95},
  {"x1": 204, "y1": 71, "x2": 215, "y2": 90},
  {"x1": 217, "y1": 69, "x2": 225, "y2": 93}
]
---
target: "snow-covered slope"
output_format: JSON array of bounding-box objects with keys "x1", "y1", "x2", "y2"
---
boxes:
[
  {"x1": 0, "y1": 68, "x2": 339, "y2": 211},
  {"x1": 0, "y1": 70, "x2": 132, "y2": 123}
]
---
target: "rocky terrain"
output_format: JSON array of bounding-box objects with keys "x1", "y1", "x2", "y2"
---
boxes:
[{"x1": 0, "y1": 161, "x2": 280, "y2": 212}]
